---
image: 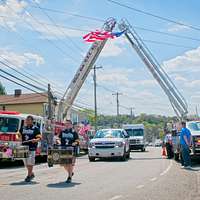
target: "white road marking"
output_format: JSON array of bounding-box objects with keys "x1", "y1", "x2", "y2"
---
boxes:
[
  {"x1": 150, "y1": 177, "x2": 157, "y2": 182},
  {"x1": 108, "y1": 195, "x2": 122, "y2": 200},
  {"x1": 160, "y1": 160, "x2": 173, "y2": 176},
  {"x1": 136, "y1": 184, "x2": 144, "y2": 189}
]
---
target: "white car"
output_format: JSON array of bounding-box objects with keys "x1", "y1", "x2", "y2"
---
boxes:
[{"x1": 88, "y1": 129, "x2": 130, "y2": 162}]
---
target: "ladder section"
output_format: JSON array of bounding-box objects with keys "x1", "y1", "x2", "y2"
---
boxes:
[
  {"x1": 118, "y1": 19, "x2": 188, "y2": 119},
  {"x1": 57, "y1": 18, "x2": 116, "y2": 121}
]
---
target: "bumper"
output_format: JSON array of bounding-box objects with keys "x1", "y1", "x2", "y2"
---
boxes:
[
  {"x1": 129, "y1": 144, "x2": 145, "y2": 150},
  {"x1": 88, "y1": 147, "x2": 124, "y2": 158}
]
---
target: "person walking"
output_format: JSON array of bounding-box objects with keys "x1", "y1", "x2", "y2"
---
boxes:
[
  {"x1": 165, "y1": 131, "x2": 173, "y2": 159},
  {"x1": 180, "y1": 121, "x2": 192, "y2": 169},
  {"x1": 19, "y1": 115, "x2": 42, "y2": 182},
  {"x1": 56, "y1": 120, "x2": 79, "y2": 183}
]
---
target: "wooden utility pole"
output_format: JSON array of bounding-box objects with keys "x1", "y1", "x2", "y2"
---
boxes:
[{"x1": 93, "y1": 65, "x2": 102, "y2": 132}]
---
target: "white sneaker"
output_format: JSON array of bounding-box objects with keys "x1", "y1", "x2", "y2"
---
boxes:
[
  {"x1": 181, "y1": 166, "x2": 185, "y2": 169},
  {"x1": 184, "y1": 166, "x2": 192, "y2": 169}
]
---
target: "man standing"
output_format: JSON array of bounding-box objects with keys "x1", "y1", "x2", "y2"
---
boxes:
[
  {"x1": 165, "y1": 131, "x2": 173, "y2": 159},
  {"x1": 57, "y1": 120, "x2": 79, "y2": 183},
  {"x1": 180, "y1": 121, "x2": 192, "y2": 169},
  {"x1": 19, "y1": 115, "x2": 42, "y2": 182}
]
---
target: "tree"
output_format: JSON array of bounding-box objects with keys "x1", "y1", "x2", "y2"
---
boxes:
[{"x1": 0, "y1": 82, "x2": 6, "y2": 95}]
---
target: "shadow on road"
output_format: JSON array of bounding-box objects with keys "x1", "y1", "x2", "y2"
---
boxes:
[
  {"x1": 10, "y1": 181, "x2": 39, "y2": 186},
  {"x1": 47, "y1": 181, "x2": 81, "y2": 188}
]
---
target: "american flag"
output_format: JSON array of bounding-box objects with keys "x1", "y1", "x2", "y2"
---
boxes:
[
  {"x1": 83, "y1": 30, "x2": 114, "y2": 42},
  {"x1": 83, "y1": 29, "x2": 125, "y2": 43}
]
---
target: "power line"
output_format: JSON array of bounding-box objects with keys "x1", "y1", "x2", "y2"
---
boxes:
[
  {"x1": 133, "y1": 26, "x2": 200, "y2": 42},
  {"x1": 4, "y1": 3, "x2": 79, "y2": 64},
  {"x1": 0, "y1": 73, "x2": 47, "y2": 97},
  {"x1": 30, "y1": 0, "x2": 84, "y2": 54},
  {"x1": 0, "y1": 62, "x2": 46, "y2": 92},
  {"x1": 107, "y1": 0, "x2": 200, "y2": 32},
  {"x1": 29, "y1": 5, "x2": 105, "y2": 23}
]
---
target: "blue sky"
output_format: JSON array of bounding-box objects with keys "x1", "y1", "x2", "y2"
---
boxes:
[{"x1": 0, "y1": 0, "x2": 200, "y2": 116}]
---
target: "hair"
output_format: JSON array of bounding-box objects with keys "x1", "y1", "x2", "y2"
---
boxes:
[
  {"x1": 26, "y1": 115, "x2": 34, "y2": 121},
  {"x1": 181, "y1": 121, "x2": 186, "y2": 126},
  {"x1": 66, "y1": 119, "x2": 72, "y2": 124}
]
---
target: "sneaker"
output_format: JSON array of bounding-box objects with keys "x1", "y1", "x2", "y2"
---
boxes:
[
  {"x1": 181, "y1": 166, "x2": 185, "y2": 169},
  {"x1": 30, "y1": 173, "x2": 35, "y2": 180},
  {"x1": 66, "y1": 177, "x2": 72, "y2": 183},
  {"x1": 184, "y1": 166, "x2": 192, "y2": 169},
  {"x1": 24, "y1": 176, "x2": 31, "y2": 182}
]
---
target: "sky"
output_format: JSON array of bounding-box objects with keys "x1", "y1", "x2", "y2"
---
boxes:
[{"x1": 0, "y1": 0, "x2": 200, "y2": 117}]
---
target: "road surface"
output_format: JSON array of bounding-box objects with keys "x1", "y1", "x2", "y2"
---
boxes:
[{"x1": 0, "y1": 147, "x2": 199, "y2": 200}]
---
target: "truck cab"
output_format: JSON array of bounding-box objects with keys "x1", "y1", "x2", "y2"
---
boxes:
[
  {"x1": 122, "y1": 124, "x2": 146, "y2": 152},
  {"x1": 187, "y1": 121, "x2": 200, "y2": 156}
]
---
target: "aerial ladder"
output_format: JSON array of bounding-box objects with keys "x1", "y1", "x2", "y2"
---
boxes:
[
  {"x1": 118, "y1": 19, "x2": 188, "y2": 119},
  {"x1": 57, "y1": 18, "x2": 116, "y2": 121}
]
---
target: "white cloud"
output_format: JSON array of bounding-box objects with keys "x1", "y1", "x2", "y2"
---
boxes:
[
  {"x1": 0, "y1": 48, "x2": 44, "y2": 68},
  {"x1": 100, "y1": 37, "x2": 127, "y2": 57},
  {"x1": 163, "y1": 46, "x2": 200, "y2": 73},
  {"x1": 0, "y1": 0, "x2": 27, "y2": 30},
  {"x1": 167, "y1": 23, "x2": 190, "y2": 33}
]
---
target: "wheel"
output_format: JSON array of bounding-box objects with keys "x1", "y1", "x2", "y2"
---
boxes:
[
  {"x1": 89, "y1": 157, "x2": 95, "y2": 162},
  {"x1": 120, "y1": 151, "x2": 127, "y2": 161},
  {"x1": 126, "y1": 150, "x2": 130, "y2": 159},
  {"x1": 174, "y1": 153, "x2": 179, "y2": 161},
  {"x1": 141, "y1": 148, "x2": 145, "y2": 152},
  {"x1": 48, "y1": 162, "x2": 53, "y2": 167}
]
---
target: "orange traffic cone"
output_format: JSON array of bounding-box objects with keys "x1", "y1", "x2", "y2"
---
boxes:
[{"x1": 162, "y1": 147, "x2": 167, "y2": 157}]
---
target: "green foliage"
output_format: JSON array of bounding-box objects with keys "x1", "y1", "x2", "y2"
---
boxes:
[
  {"x1": 0, "y1": 82, "x2": 6, "y2": 95},
  {"x1": 82, "y1": 110, "x2": 176, "y2": 142}
]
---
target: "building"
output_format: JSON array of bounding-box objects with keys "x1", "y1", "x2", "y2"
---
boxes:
[
  {"x1": 0, "y1": 90, "x2": 88, "y2": 122},
  {"x1": 0, "y1": 90, "x2": 55, "y2": 117}
]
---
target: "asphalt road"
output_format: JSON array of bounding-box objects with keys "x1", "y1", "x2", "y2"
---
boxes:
[{"x1": 0, "y1": 147, "x2": 200, "y2": 200}]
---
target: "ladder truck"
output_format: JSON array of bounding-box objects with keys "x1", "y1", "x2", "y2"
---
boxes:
[
  {"x1": 57, "y1": 18, "x2": 116, "y2": 121},
  {"x1": 118, "y1": 19, "x2": 188, "y2": 120}
]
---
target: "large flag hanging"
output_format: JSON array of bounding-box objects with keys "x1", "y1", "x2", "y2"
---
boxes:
[{"x1": 83, "y1": 30, "x2": 125, "y2": 42}]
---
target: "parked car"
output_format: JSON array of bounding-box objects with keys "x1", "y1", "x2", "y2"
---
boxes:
[{"x1": 88, "y1": 129, "x2": 130, "y2": 162}]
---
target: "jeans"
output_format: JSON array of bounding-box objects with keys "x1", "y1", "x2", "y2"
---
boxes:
[{"x1": 181, "y1": 145, "x2": 191, "y2": 167}]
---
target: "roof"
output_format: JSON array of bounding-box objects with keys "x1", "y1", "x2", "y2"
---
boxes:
[{"x1": 0, "y1": 93, "x2": 48, "y2": 105}]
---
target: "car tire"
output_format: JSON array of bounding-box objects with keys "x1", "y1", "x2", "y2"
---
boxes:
[
  {"x1": 126, "y1": 150, "x2": 130, "y2": 159},
  {"x1": 121, "y1": 151, "x2": 127, "y2": 161},
  {"x1": 141, "y1": 148, "x2": 145, "y2": 152},
  {"x1": 89, "y1": 157, "x2": 95, "y2": 162},
  {"x1": 174, "y1": 153, "x2": 179, "y2": 161}
]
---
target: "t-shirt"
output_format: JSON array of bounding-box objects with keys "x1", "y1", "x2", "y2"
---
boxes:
[
  {"x1": 59, "y1": 128, "x2": 79, "y2": 147},
  {"x1": 180, "y1": 127, "x2": 191, "y2": 147},
  {"x1": 20, "y1": 125, "x2": 41, "y2": 151},
  {"x1": 165, "y1": 133, "x2": 172, "y2": 143}
]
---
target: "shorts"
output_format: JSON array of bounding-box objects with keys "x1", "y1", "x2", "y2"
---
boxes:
[
  {"x1": 60, "y1": 156, "x2": 76, "y2": 166},
  {"x1": 23, "y1": 151, "x2": 36, "y2": 166}
]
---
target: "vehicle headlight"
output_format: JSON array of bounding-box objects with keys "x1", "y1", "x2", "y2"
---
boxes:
[
  {"x1": 115, "y1": 142, "x2": 124, "y2": 148},
  {"x1": 89, "y1": 142, "x2": 95, "y2": 148}
]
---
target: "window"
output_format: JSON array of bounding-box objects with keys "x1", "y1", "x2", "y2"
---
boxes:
[
  {"x1": 0, "y1": 117, "x2": 19, "y2": 132},
  {"x1": 125, "y1": 129, "x2": 144, "y2": 136},
  {"x1": 94, "y1": 130, "x2": 123, "y2": 138}
]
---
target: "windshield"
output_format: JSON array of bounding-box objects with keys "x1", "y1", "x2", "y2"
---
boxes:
[
  {"x1": 94, "y1": 130, "x2": 123, "y2": 138},
  {"x1": 187, "y1": 122, "x2": 200, "y2": 131},
  {"x1": 0, "y1": 117, "x2": 19, "y2": 132},
  {"x1": 125, "y1": 129, "x2": 144, "y2": 136}
]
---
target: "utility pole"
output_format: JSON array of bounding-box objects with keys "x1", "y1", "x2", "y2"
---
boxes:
[
  {"x1": 130, "y1": 107, "x2": 135, "y2": 118},
  {"x1": 48, "y1": 83, "x2": 52, "y2": 119},
  {"x1": 112, "y1": 92, "x2": 123, "y2": 117},
  {"x1": 92, "y1": 65, "x2": 102, "y2": 132},
  {"x1": 196, "y1": 105, "x2": 199, "y2": 119}
]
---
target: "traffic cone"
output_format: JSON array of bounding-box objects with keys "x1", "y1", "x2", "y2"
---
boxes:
[{"x1": 162, "y1": 147, "x2": 167, "y2": 157}]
